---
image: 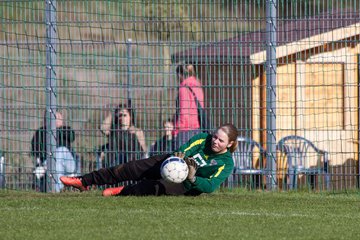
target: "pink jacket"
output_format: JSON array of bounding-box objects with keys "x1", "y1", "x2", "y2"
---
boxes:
[{"x1": 173, "y1": 76, "x2": 204, "y2": 135}]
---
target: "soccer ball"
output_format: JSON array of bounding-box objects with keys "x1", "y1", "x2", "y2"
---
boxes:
[{"x1": 160, "y1": 156, "x2": 189, "y2": 183}]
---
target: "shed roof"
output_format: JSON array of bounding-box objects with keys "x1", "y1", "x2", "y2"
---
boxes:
[{"x1": 172, "y1": 10, "x2": 360, "y2": 65}]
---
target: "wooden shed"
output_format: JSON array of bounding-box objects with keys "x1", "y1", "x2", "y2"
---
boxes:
[{"x1": 172, "y1": 11, "x2": 360, "y2": 187}]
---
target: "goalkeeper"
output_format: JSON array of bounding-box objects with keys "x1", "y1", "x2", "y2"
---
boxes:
[{"x1": 60, "y1": 123, "x2": 238, "y2": 196}]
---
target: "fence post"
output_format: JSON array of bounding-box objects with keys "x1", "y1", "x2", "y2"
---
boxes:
[
  {"x1": 358, "y1": 54, "x2": 360, "y2": 189},
  {"x1": 0, "y1": 151, "x2": 5, "y2": 189},
  {"x1": 45, "y1": 0, "x2": 57, "y2": 193},
  {"x1": 126, "y1": 38, "x2": 134, "y2": 117},
  {"x1": 265, "y1": 0, "x2": 277, "y2": 190}
]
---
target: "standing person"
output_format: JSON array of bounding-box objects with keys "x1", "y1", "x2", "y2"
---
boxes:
[
  {"x1": 31, "y1": 110, "x2": 78, "y2": 192},
  {"x1": 60, "y1": 123, "x2": 238, "y2": 197},
  {"x1": 98, "y1": 104, "x2": 147, "y2": 168},
  {"x1": 149, "y1": 120, "x2": 175, "y2": 156},
  {"x1": 173, "y1": 64, "x2": 204, "y2": 149}
]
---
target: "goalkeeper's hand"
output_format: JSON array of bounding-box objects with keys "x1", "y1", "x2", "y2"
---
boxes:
[
  {"x1": 184, "y1": 157, "x2": 198, "y2": 183},
  {"x1": 173, "y1": 152, "x2": 185, "y2": 159}
]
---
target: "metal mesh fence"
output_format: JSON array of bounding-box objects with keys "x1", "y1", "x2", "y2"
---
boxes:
[{"x1": 1, "y1": 0, "x2": 359, "y2": 192}]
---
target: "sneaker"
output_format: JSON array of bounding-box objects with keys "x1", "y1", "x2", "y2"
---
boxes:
[
  {"x1": 102, "y1": 186, "x2": 124, "y2": 197},
  {"x1": 60, "y1": 176, "x2": 88, "y2": 192}
]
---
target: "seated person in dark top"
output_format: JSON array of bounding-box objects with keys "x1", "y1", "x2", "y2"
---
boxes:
[
  {"x1": 98, "y1": 104, "x2": 147, "y2": 167},
  {"x1": 149, "y1": 120, "x2": 175, "y2": 156},
  {"x1": 31, "y1": 111, "x2": 78, "y2": 192}
]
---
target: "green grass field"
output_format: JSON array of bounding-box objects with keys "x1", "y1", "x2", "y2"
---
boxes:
[{"x1": 1, "y1": 189, "x2": 360, "y2": 240}]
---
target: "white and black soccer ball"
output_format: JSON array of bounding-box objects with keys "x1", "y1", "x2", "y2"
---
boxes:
[{"x1": 160, "y1": 156, "x2": 189, "y2": 183}]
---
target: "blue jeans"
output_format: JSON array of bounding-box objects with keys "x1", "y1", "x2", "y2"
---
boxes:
[{"x1": 54, "y1": 146, "x2": 77, "y2": 192}]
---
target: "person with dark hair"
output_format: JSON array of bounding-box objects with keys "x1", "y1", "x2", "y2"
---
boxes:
[
  {"x1": 149, "y1": 120, "x2": 175, "y2": 156},
  {"x1": 31, "y1": 111, "x2": 78, "y2": 192},
  {"x1": 98, "y1": 104, "x2": 147, "y2": 168},
  {"x1": 60, "y1": 123, "x2": 238, "y2": 197},
  {"x1": 173, "y1": 64, "x2": 205, "y2": 149}
]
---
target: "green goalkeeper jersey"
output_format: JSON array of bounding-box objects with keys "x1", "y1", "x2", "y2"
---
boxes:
[{"x1": 177, "y1": 133, "x2": 234, "y2": 193}]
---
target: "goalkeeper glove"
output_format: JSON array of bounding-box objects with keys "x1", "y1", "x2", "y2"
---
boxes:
[{"x1": 184, "y1": 157, "x2": 198, "y2": 183}]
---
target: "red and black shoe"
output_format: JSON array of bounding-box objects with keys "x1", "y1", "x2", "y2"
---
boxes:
[
  {"x1": 60, "y1": 176, "x2": 89, "y2": 192},
  {"x1": 102, "y1": 186, "x2": 124, "y2": 197}
]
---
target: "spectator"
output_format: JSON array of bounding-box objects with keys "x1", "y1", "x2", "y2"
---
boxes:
[
  {"x1": 173, "y1": 64, "x2": 204, "y2": 149},
  {"x1": 31, "y1": 110, "x2": 78, "y2": 192},
  {"x1": 149, "y1": 120, "x2": 175, "y2": 156},
  {"x1": 98, "y1": 104, "x2": 147, "y2": 168},
  {"x1": 60, "y1": 123, "x2": 238, "y2": 197}
]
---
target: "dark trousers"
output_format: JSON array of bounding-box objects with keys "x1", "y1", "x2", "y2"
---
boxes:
[
  {"x1": 35, "y1": 176, "x2": 47, "y2": 192},
  {"x1": 81, "y1": 154, "x2": 187, "y2": 196}
]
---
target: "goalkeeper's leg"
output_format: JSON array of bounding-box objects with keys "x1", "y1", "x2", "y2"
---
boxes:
[
  {"x1": 81, "y1": 154, "x2": 170, "y2": 187},
  {"x1": 118, "y1": 179, "x2": 186, "y2": 196}
]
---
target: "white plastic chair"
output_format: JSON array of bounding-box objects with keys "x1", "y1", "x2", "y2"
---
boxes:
[
  {"x1": 228, "y1": 137, "x2": 266, "y2": 189},
  {"x1": 277, "y1": 135, "x2": 330, "y2": 190}
]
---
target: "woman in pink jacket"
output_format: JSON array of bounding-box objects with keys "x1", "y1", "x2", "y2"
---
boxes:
[{"x1": 173, "y1": 64, "x2": 204, "y2": 148}]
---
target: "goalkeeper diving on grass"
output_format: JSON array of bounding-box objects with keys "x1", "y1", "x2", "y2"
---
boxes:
[{"x1": 60, "y1": 123, "x2": 238, "y2": 196}]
